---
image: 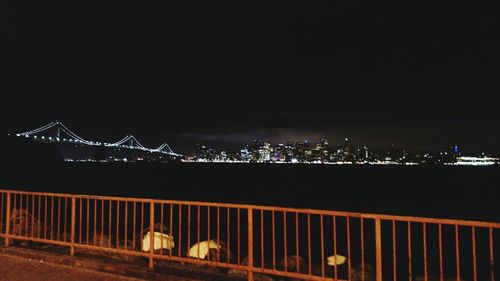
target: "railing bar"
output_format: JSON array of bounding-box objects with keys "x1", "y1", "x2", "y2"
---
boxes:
[
  {"x1": 38, "y1": 195, "x2": 42, "y2": 239},
  {"x1": 333, "y1": 215, "x2": 338, "y2": 280},
  {"x1": 108, "y1": 199, "x2": 113, "y2": 248},
  {"x1": 361, "y1": 217, "x2": 365, "y2": 281},
  {"x1": 455, "y1": 225, "x2": 460, "y2": 281},
  {"x1": 70, "y1": 197, "x2": 75, "y2": 255},
  {"x1": 247, "y1": 207, "x2": 254, "y2": 281},
  {"x1": 187, "y1": 204, "x2": 191, "y2": 257},
  {"x1": 217, "y1": 206, "x2": 220, "y2": 262},
  {"x1": 227, "y1": 207, "x2": 230, "y2": 263},
  {"x1": 272, "y1": 210, "x2": 276, "y2": 270},
  {"x1": 408, "y1": 222, "x2": 412, "y2": 281},
  {"x1": 44, "y1": 195, "x2": 48, "y2": 239},
  {"x1": 307, "y1": 213, "x2": 311, "y2": 275},
  {"x1": 18, "y1": 195, "x2": 22, "y2": 237},
  {"x1": 0, "y1": 193, "x2": 3, "y2": 235},
  {"x1": 169, "y1": 203, "x2": 173, "y2": 256},
  {"x1": 31, "y1": 195, "x2": 35, "y2": 238},
  {"x1": 392, "y1": 220, "x2": 397, "y2": 281},
  {"x1": 141, "y1": 202, "x2": 144, "y2": 250},
  {"x1": 24, "y1": 194, "x2": 28, "y2": 237},
  {"x1": 0, "y1": 192, "x2": 3, "y2": 234},
  {"x1": 149, "y1": 202, "x2": 154, "y2": 269},
  {"x1": 18, "y1": 194, "x2": 24, "y2": 236},
  {"x1": 490, "y1": 227, "x2": 495, "y2": 281},
  {"x1": 347, "y1": 216, "x2": 351, "y2": 280},
  {"x1": 14, "y1": 194, "x2": 23, "y2": 236},
  {"x1": 133, "y1": 201, "x2": 136, "y2": 249},
  {"x1": 19, "y1": 194, "x2": 24, "y2": 236},
  {"x1": 65, "y1": 197, "x2": 69, "y2": 241},
  {"x1": 0, "y1": 193, "x2": 2, "y2": 233},
  {"x1": 439, "y1": 224, "x2": 443, "y2": 281},
  {"x1": 284, "y1": 211, "x2": 287, "y2": 272},
  {"x1": 51, "y1": 196, "x2": 54, "y2": 240},
  {"x1": 86, "y1": 198, "x2": 90, "y2": 245},
  {"x1": 296, "y1": 211, "x2": 300, "y2": 273},
  {"x1": 57, "y1": 196, "x2": 60, "y2": 241},
  {"x1": 160, "y1": 203, "x2": 164, "y2": 255},
  {"x1": 116, "y1": 200, "x2": 120, "y2": 249},
  {"x1": 237, "y1": 208, "x2": 241, "y2": 265},
  {"x1": 196, "y1": 205, "x2": 200, "y2": 260},
  {"x1": 178, "y1": 204, "x2": 182, "y2": 257},
  {"x1": 5, "y1": 192, "x2": 11, "y2": 246},
  {"x1": 375, "y1": 219, "x2": 382, "y2": 281},
  {"x1": 12, "y1": 193, "x2": 17, "y2": 236},
  {"x1": 10, "y1": 193, "x2": 15, "y2": 236},
  {"x1": 423, "y1": 222, "x2": 428, "y2": 281},
  {"x1": 207, "y1": 206, "x2": 210, "y2": 261},
  {"x1": 25, "y1": 194, "x2": 29, "y2": 238},
  {"x1": 320, "y1": 214, "x2": 325, "y2": 278},
  {"x1": 19, "y1": 194, "x2": 22, "y2": 236},
  {"x1": 124, "y1": 201, "x2": 128, "y2": 250},
  {"x1": 18, "y1": 194, "x2": 23, "y2": 236},
  {"x1": 472, "y1": 226, "x2": 477, "y2": 281},
  {"x1": 93, "y1": 199, "x2": 97, "y2": 245},
  {"x1": 78, "y1": 198, "x2": 82, "y2": 243},
  {"x1": 261, "y1": 209, "x2": 264, "y2": 269},
  {"x1": 101, "y1": 199, "x2": 104, "y2": 246}
]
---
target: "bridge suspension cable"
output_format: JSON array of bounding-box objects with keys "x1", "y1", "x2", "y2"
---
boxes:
[
  {"x1": 128, "y1": 135, "x2": 146, "y2": 149},
  {"x1": 16, "y1": 121, "x2": 182, "y2": 156},
  {"x1": 17, "y1": 121, "x2": 95, "y2": 145},
  {"x1": 109, "y1": 135, "x2": 148, "y2": 150},
  {"x1": 152, "y1": 143, "x2": 180, "y2": 156},
  {"x1": 161, "y1": 143, "x2": 174, "y2": 154},
  {"x1": 58, "y1": 122, "x2": 95, "y2": 145},
  {"x1": 16, "y1": 121, "x2": 58, "y2": 136},
  {"x1": 154, "y1": 143, "x2": 168, "y2": 151},
  {"x1": 109, "y1": 135, "x2": 133, "y2": 146}
]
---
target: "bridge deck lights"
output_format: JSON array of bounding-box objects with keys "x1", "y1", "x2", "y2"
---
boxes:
[{"x1": 16, "y1": 121, "x2": 181, "y2": 156}]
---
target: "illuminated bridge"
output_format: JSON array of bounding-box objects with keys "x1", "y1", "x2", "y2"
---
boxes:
[{"x1": 14, "y1": 121, "x2": 182, "y2": 160}]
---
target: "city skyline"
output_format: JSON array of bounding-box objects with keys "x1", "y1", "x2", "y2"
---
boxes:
[
  {"x1": 10, "y1": 120, "x2": 500, "y2": 156},
  {"x1": 8, "y1": 121, "x2": 499, "y2": 166}
]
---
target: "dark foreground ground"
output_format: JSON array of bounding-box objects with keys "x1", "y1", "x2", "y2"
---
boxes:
[
  {"x1": 0, "y1": 245, "x2": 230, "y2": 281},
  {"x1": 0, "y1": 251, "x2": 143, "y2": 281}
]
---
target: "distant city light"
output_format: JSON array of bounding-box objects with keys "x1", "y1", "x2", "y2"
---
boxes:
[{"x1": 12, "y1": 121, "x2": 499, "y2": 165}]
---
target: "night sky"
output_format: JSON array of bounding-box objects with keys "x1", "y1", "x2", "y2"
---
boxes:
[{"x1": 2, "y1": 1, "x2": 499, "y2": 154}]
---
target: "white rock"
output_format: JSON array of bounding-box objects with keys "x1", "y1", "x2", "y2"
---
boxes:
[
  {"x1": 142, "y1": 231, "x2": 175, "y2": 252},
  {"x1": 327, "y1": 254, "x2": 347, "y2": 266},
  {"x1": 188, "y1": 240, "x2": 221, "y2": 259}
]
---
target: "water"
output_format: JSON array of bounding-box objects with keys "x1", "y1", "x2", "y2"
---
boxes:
[{"x1": 1, "y1": 162, "x2": 499, "y2": 222}]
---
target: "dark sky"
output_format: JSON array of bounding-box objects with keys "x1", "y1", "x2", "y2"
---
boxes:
[{"x1": 2, "y1": 1, "x2": 499, "y2": 154}]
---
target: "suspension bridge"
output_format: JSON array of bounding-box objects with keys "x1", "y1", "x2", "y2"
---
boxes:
[{"x1": 15, "y1": 121, "x2": 182, "y2": 157}]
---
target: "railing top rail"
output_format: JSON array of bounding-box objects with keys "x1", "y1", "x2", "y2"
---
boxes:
[{"x1": 1, "y1": 188, "x2": 499, "y2": 229}]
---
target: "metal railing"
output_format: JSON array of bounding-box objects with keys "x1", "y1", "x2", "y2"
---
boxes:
[{"x1": 0, "y1": 189, "x2": 498, "y2": 281}]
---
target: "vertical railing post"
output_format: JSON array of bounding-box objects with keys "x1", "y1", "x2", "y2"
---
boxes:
[
  {"x1": 247, "y1": 208, "x2": 254, "y2": 281},
  {"x1": 149, "y1": 201, "x2": 155, "y2": 269},
  {"x1": 4, "y1": 192, "x2": 11, "y2": 247},
  {"x1": 375, "y1": 218, "x2": 382, "y2": 281},
  {"x1": 70, "y1": 197, "x2": 75, "y2": 256}
]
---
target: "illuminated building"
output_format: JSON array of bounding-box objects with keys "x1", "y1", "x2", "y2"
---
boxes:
[{"x1": 240, "y1": 146, "x2": 251, "y2": 162}]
